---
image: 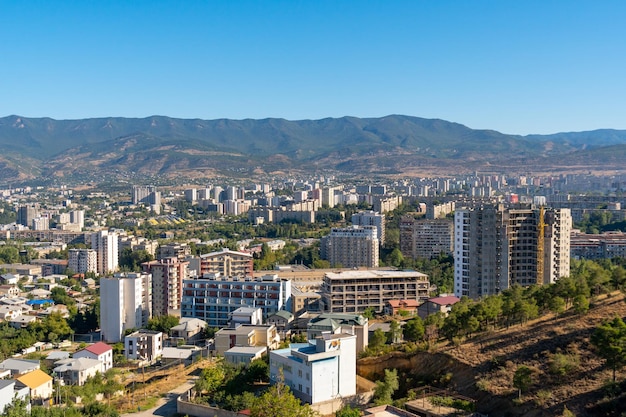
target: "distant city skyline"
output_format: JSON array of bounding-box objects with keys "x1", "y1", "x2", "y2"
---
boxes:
[{"x1": 2, "y1": 1, "x2": 626, "y2": 135}]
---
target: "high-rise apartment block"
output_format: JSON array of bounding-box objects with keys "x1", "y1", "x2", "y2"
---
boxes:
[
  {"x1": 142, "y1": 257, "x2": 189, "y2": 316},
  {"x1": 400, "y1": 217, "x2": 454, "y2": 260},
  {"x1": 454, "y1": 205, "x2": 571, "y2": 299},
  {"x1": 68, "y1": 248, "x2": 98, "y2": 274},
  {"x1": 100, "y1": 272, "x2": 152, "y2": 343},
  {"x1": 91, "y1": 230, "x2": 119, "y2": 275},
  {"x1": 17, "y1": 205, "x2": 38, "y2": 227},
  {"x1": 351, "y1": 211, "x2": 385, "y2": 243},
  {"x1": 320, "y1": 226, "x2": 379, "y2": 268}
]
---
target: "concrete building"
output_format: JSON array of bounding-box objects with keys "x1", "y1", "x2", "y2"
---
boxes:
[
  {"x1": 269, "y1": 333, "x2": 356, "y2": 405},
  {"x1": 181, "y1": 273, "x2": 291, "y2": 328},
  {"x1": 189, "y1": 248, "x2": 253, "y2": 278},
  {"x1": 454, "y1": 205, "x2": 572, "y2": 298},
  {"x1": 570, "y1": 231, "x2": 626, "y2": 260},
  {"x1": 229, "y1": 306, "x2": 263, "y2": 326},
  {"x1": 320, "y1": 270, "x2": 430, "y2": 314},
  {"x1": 306, "y1": 313, "x2": 369, "y2": 352},
  {"x1": 320, "y1": 226, "x2": 379, "y2": 268},
  {"x1": 157, "y1": 243, "x2": 191, "y2": 260},
  {"x1": 53, "y1": 358, "x2": 102, "y2": 386},
  {"x1": 100, "y1": 272, "x2": 152, "y2": 343},
  {"x1": 68, "y1": 248, "x2": 98, "y2": 274},
  {"x1": 142, "y1": 257, "x2": 189, "y2": 316},
  {"x1": 91, "y1": 230, "x2": 119, "y2": 275},
  {"x1": 17, "y1": 205, "x2": 38, "y2": 228},
  {"x1": 170, "y1": 317, "x2": 208, "y2": 344},
  {"x1": 351, "y1": 211, "x2": 385, "y2": 243},
  {"x1": 16, "y1": 369, "x2": 53, "y2": 401},
  {"x1": 214, "y1": 324, "x2": 279, "y2": 355},
  {"x1": 400, "y1": 218, "x2": 454, "y2": 260},
  {"x1": 124, "y1": 330, "x2": 163, "y2": 362}
]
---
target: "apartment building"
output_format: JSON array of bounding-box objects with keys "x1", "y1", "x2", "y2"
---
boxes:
[
  {"x1": 320, "y1": 226, "x2": 379, "y2": 268},
  {"x1": 181, "y1": 273, "x2": 292, "y2": 328},
  {"x1": 320, "y1": 270, "x2": 430, "y2": 314},
  {"x1": 68, "y1": 248, "x2": 98, "y2": 274},
  {"x1": 454, "y1": 204, "x2": 571, "y2": 299},
  {"x1": 400, "y1": 217, "x2": 454, "y2": 260},
  {"x1": 571, "y1": 231, "x2": 626, "y2": 259},
  {"x1": 91, "y1": 230, "x2": 119, "y2": 275},
  {"x1": 100, "y1": 272, "x2": 152, "y2": 343},
  {"x1": 142, "y1": 257, "x2": 189, "y2": 316},
  {"x1": 351, "y1": 210, "x2": 385, "y2": 243},
  {"x1": 124, "y1": 330, "x2": 163, "y2": 362},
  {"x1": 188, "y1": 248, "x2": 253, "y2": 278}
]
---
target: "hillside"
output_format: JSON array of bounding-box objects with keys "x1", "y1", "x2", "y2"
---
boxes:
[
  {"x1": 358, "y1": 292, "x2": 626, "y2": 417},
  {"x1": 2, "y1": 114, "x2": 626, "y2": 181}
]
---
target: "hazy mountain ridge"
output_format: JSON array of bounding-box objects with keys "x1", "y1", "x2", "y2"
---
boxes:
[{"x1": 1, "y1": 115, "x2": 625, "y2": 181}]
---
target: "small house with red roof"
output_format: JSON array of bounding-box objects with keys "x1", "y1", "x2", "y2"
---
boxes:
[
  {"x1": 384, "y1": 299, "x2": 421, "y2": 316},
  {"x1": 417, "y1": 295, "x2": 460, "y2": 319},
  {"x1": 73, "y1": 342, "x2": 113, "y2": 373}
]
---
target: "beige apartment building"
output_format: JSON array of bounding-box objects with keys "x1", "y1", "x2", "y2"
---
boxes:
[
  {"x1": 320, "y1": 226, "x2": 379, "y2": 268},
  {"x1": 400, "y1": 217, "x2": 454, "y2": 260}
]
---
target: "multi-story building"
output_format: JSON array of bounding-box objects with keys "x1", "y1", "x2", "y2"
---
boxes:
[
  {"x1": 454, "y1": 204, "x2": 571, "y2": 299},
  {"x1": 320, "y1": 226, "x2": 379, "y2": 268},
  {"x1": 142, "y1": 257, "x2": 189, "y2": 316},
  {"x1": 570, "y1": 231, "x2": 626, "y2": 259},
  {"x1": 320, "y1": 270, "x2": 430, "y2": 314},
  {"x1": 124, "y1": 330, "x2": 163, "y2": 362},
  {"x1": 91, "y1": 230, "x2": 119, "y2": 275},
  {"x1": 400, "y1": 218, "x2": 454, "y2": 260},
  {"x1": 188, "y1": 248, "x2": 253, "y2": 278},
  {"x1": 100, "y1": 272, "x2": 152, "y2": 343},
  {"x1": 17, "y1": 205, "x2": 38, "y2": 228},
  {"x1": 68, "y1": 248, "x2": 98, "y2": 274},
  {"x1": 351, "y1": 211, "x2": 385, "y2": 243},
  {"x1": 214, "y1": 324, "x2": 279, "y2": 355},
  {"x1": 270, "y1": 333, "x2": 357, "y2": 405},
  {"x1": 157, "y1": 243, "x2": 191, "y2": 260},
  {"x1": 181, "y1": 273, "x2": 291, "y2": 328}
]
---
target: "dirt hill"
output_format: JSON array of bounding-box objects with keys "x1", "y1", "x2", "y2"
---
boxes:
[{"x1": 358, "y1": 292, "x2": 626, "y2": 417}]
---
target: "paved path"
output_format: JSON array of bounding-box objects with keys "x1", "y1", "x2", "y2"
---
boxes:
[{"x1": 122, "y1": 378, "x2": 196, "y2": 417}]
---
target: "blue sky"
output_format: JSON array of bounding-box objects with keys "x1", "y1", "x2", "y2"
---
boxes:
[{"x1": 2, "y1": 1, "x2": 625, "y2": 135}]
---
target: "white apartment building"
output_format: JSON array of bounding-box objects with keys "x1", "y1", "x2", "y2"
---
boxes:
[
  {"x1": 188, "y1": 248, "x2": 254, "y2": 278},
  {"x1": 100, "y1": 272, "x2": 152, "y2": 343},
  {"x1": 181, "y1": 273, "x2": 291, "y2": 328},
  {"x1": 91, "y1": 230, "x2": 119, "y2": 275},
  {"x1": 270, "y1": 333, "x2": 356, "y2": 405},
  {"x1": 124, "y1": 330, "x2": 163, "y2": 362},
  {"x1": 320, "y1": 270, "x2": 430, "y2": 314},
  {"x1": 320, "y1": 225, "x2": 379, "y2": 268},
  {"x1": 454, "y1": 205, "x2": 572, "y2": 299},
  {"x1": 351, "y1": 210, "x2": 385, "y2": 243},
  {"x1": 68, "y1": 248, "x2": 98, "y2": 274},
  {"x1": 400, "y1": 218, "x2": 454, "y2": 260}
]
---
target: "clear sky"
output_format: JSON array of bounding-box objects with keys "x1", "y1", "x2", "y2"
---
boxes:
[{"x1": 2, "y1": 1, "x2": 626, "y2": 135}]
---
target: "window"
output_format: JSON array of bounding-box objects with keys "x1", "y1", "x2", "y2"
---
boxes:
[{"x1": 298, "y1": 369, "x2": 302, "y2": 377}]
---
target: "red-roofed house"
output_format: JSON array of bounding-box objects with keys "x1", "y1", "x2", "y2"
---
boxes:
[
  {"x1": 417, "y1": 295, "x2": 460, "y2": 319},
  {"x1": 384, "y1": 299, "x2": 421, "y2": 316},
  {"x1": 73, "y1": 342, "x2": 113, "y2": 373}
]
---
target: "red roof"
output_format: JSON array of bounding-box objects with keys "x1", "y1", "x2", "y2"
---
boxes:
[
  {"x1": 428, "y1": 296, "x2": 460, "y2": 306},
  {"x1": 387, "y1": 299, "x2": 420, "y2": 308},
  {"x1": 84, "y1": 341, "x2": 113, "y2": 356}
]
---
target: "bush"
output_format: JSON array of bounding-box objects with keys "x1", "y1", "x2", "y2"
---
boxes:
[{"x1": 548, "y1": 352, "x2": 580, "y2": 376}]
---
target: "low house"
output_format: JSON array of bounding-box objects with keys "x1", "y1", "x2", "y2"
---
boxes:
[
  {"x1": 307, "y1": 313, "x2": 369, "y2": 352},
  {"x1": 417, "y1": 295, "x2": 460, "y2": 319},
  {"x1": 224, "y1": 346, "x2": 266, "y2": 366},
  {"x1": 0, "y1": 285, "x2": 19, "y2": 298},
  {"x1": 0, "y1": 305, "x2": 22, "y2": 321},
  {"x1": 16, "y1": 369, "x2": 53, "y2": 401},
  {"x1": 161, "y1": 346, "x2": 199, "y2": 365},
  {"x1": 229, "y1": 307, "x2": 263, "y2": 326},
  {"x1": 267, "y1": 310, "x2": 294, "y2": 334},
  {"x1": 125, "y1": 330, "x2": 163, "y2": 362},
  {"x1": 73, "y1": 342, "x2": 113, "y2": 373},
  {"x1": 170, "y1": 318, "x2": 207, "y2": 344},
  {"x1": 385, "y1": 299, "x2": 420, "y2": 317},
  {"x1": 53, "y1": 358, "x2": 102, "y2": 386},
  {"x1": 0, "y1": 358, "x2": 41, "y2": 377},
  {"x1": 214, "y1": 324, "x2": 279, "y2": 355},
  {"x1": 0, "y1": 273, "x2": 20, "y2": 285},
  {"x1": 9, "y1": 315, "x2": 38, "y2": 329}
]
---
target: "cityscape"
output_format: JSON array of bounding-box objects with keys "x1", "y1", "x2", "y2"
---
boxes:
[{"x1": 2, "y1": 2, "x2": 626, "y2": 417}]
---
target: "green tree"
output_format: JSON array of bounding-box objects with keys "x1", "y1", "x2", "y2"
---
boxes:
[
  {"x1": 513, "y1": 366, "x2": 533, "y2": 400},
  {"x1": 373, "y1": 368, "x2": 399, "y2": 405},
  {"x1": 572, "y1": 294, "x2": 589, "y2": 315},
  {"x1": 549, "y1": 296, "x2": 566, "y2": 317},
  {"x1": 250, "y1": 379, "x2": 316, "y2": 417},
  {"x1": 335, "y1": 404, "x2": 360, "y2": 417},
  {"x1": 590, "y1": 316, "x2": 626, "y2": 382},
  {"x1": 146, "y1": 315, "x2": 180, "y2": 334},
  {"x1": 369, "y1": 329, "x2": 387, "y2": 350},
  {"x1": 247, "y1": 358, "x2": 269, "y2": 383},
  {"x1": 195, "y1": 365, "x2": 226, "y2": 395},
  {"x1": 388, "y1": 320, "x2": 402, "y2": 343},
  {"x1": 403, "y1": 316, "x2": 425, "y2": 342}
]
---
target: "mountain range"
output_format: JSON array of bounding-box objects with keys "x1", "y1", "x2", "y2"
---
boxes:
[{"x1": 1, "y1": 114, "x2": 625, "y2": 182}]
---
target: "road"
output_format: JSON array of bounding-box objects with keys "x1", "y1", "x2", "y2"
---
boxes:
[{"x1": 122, "y1": 378, "x2": 196, "y2": 417}]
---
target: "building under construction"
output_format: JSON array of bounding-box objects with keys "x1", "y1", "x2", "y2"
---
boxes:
[{"x1": 454, "y1": 204, "x2": 571, "y2": 299}]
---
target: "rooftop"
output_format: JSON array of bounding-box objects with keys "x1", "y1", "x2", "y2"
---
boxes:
[
  {"x1": 83, "y1": 341, "x2": 113, "y2": 356},
  {"x1": 16, "y1": 369, "x2": 52, "y2": 388},
  {"x1": 324, "y1": 270, "x2": 428, "y2": 280}
]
